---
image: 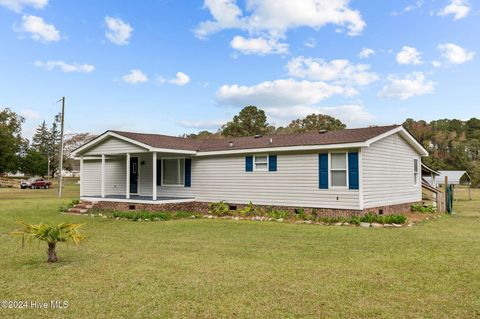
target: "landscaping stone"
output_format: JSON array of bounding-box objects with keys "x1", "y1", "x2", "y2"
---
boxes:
[
  {"x1": 383, "y1": 224, "x2": 393, "y2": 228},
  {"x1": 407, "y1": 223, "x2": 413, "y2": 227},
  {"x1": 371, "y1": 223, "x2": 383, "y2": 228},
  {"x1": 360, "y1": 222, "x2": 371, "y2": 228},
  {"x1": 342, "y1": 222, "x2": 350, "y2": 226},
  {"x1": 392, "y1": 223, "x2": 402, "y2": 228},
  {"x1": 334, "y1": 222, "x2": 343, "y2": 226},
  {"x1": 276, "y1": 218, "x2": 284, "y2": 222},
  {"x1": 305, "y1": 220, "x2": 312, "y2": 224}
]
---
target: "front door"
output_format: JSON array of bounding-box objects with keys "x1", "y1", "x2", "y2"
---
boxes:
[{"x1": 130, "y1": 157, "x2": 138, "y2": 194}]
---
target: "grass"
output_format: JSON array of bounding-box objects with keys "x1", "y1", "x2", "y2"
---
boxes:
[{"x1": 1, "y1": 182, "x2": 480, "y2": 318}]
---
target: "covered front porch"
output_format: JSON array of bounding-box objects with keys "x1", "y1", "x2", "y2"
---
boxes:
[{"x1": 79, "y1": 150, "x2": 195, "y2": 204}]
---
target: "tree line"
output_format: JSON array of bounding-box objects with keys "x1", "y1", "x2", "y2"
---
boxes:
[
  {"x1": 1, "y1": 106, "x2": 479, "y2": 186},
  {"x1": 0, "y1": 108, "x2": 94, "y2": 178}
]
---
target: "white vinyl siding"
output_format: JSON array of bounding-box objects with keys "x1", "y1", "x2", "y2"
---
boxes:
[
  {"x1": 81, "y1": 160, "x2": 101, "y2": 196},
  {"x1": 362, "y1": 133, "x2": 421, "y2": 208},
  {"x1": 414, "y1": 159, "x2": 419, "y2": 186},
  {"x1": 104, "y1": 159, "x2": 126, "y2": 195},
  {"x1": 83, "y1": 137, "x2": 147, "y2": 155},
  {"x1": 82, "y1": 158, "x2": 126, "y2": 196},
  {"x1": 158, "y1": 152, "x2": 359, "y2": 209}
]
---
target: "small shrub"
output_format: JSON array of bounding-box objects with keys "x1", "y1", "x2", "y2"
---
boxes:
[
  {"x1": 72, "y1": 199, "x2": 80, "y2": 205},
  {"x1": 315, "y1": 213, "x2": 407, "y2": 225},
  {"x1": 208, "y1": 201, "x2": 230, "y2": 216},
  {"x1": 411, "y1": 204, "x2": 436, "y2": 214},
  {"x1": 266, "y1": 208, "x2": 290, "y2": 219},
  {"x1": 294, "y1": 208, "x2": 307, "y2": 220},
  {"x1": 384, "y1": 214, "x2": 407, "y2": 224},
  {"x1": 361, "y1": 212, "x2": 376, "y2": 223},
  {"x1": 349, "y1": 216, "x2": 361, "y2": 225},
  {"x1": 239, "y1": 201, "x2": 256, "y2": 217}
]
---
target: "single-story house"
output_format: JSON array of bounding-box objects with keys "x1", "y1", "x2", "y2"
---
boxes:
[{"x1": 72, "y1": 125, "x2": 428, "y2": 215}]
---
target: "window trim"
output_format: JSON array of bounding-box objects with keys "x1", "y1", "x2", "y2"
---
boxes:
[
  {"x1": 329, "y1": 152, "x2": 349, "y2": 189},
  {"x1": 161, "y1": 157, "x2": 185, "y2": 187},
  {"x1": 253, "y1": 155, "x2": 269, "y2": 171},
  {"x1": 413, "y1": 158, "x2": 419, "y2": 186}
]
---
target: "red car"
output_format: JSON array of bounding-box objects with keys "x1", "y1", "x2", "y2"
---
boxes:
[{"x1": 21, "y1": 178, "x2": 52, "y2": 189}]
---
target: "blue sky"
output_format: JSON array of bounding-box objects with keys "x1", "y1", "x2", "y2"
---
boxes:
[{"x1": 0, "y1": 0, "x2": 479, "y2": 139}]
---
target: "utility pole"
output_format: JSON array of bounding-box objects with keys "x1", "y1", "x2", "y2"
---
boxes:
[
  {"x1": 47, "y1": 156, "x2": 51, "y2": 178},
  {"x1": 57, "y1": 96, "x2": 65, "y2": 197}
]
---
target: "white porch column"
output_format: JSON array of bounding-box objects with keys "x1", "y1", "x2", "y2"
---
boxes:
[
  {"x1": 126, "y1": 153, "x2": 130, "y2": 199},
  {"x1": 79, "y1": 156, "x2": 83, "y2": 197},
  {"x1": 152, "y1": 152, "x2": 157, "y2": 201},
  {"x1": 101, "y1": 154, "x2": 105, "y2": 198}
]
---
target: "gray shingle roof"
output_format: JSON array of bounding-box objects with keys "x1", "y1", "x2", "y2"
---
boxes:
[{"x1": 112, "y1": 125, "x2": 400, "y2": 152}]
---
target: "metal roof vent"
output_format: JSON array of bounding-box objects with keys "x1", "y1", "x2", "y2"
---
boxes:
[
  {"x1": 228, "y1": 141, "x2": 234, "y2": 148},
  {"x1": 269, "y1": 138, "x2": 273, "y2": 144},
  {"x1": 318, "y1": 130, "x2": 328, "y2": 134},
  {"x1": 254, "y1": 134, "x2": 262, "y2": 139}
]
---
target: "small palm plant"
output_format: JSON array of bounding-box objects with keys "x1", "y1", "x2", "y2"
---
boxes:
[{"x1": 11, "y1": 221, "x2": 85, "y2": 263}]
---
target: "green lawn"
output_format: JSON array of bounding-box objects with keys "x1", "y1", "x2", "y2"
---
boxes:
[{"x1": 1, "y1": 182, "x2": 479, "y2": 318}]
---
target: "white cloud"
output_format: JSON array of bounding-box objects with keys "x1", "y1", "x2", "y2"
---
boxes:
[
  {"x1": 432, "y1": 60, "x2": 442, "y2": 68},
  {"x1": 0, "y1": 0, "x2": 47, "y2": 12},
  {"x1": 396, "y1": 46, "x2": 423, "y2": 65},
  {"x1": 230, "y1": 35, "x2": 288, "y2": 55},
  {"x1": 21, "y1": 109, "x2": 41, "y2": 120},
  {"x1": 266, "y1": 104, "x2": 375, "y2": 126},
  {"x1": 169, "y1": 72, "x2": 191, "y2": 86},
  {"x1": 195, "y1": 0, "x2": 245, "y2": 39},
  {"x1": 391, "y1": 0, "x2": 424, "y2": 15},
  {"x1": 122, "y1": 69, "x2": 148, "y2": 84},
  {"x1": 178, "y1": 119, "x2": 226, "y2": 129},
  {"x1": 105, "y1": 16, "x2": 133, "y2": 45},
  {"x1": 303, "y1": 37, "x2": 317, "y2": 48},
  {"x1": 17, "y1": 15, "x2": 60, "y2": 42},
  {"x1": 195, "y1": 0, "x2": 366, "y2": 55},
  {"x1": 359, "y1": 48, "x2": 375, "y2": 59},
  {"x1": 404, "y1": 0, "x2": 424, "y2": 12},
  {"x1": 286, "y1": 56, "x2": 379, "y2": 86},
  {"x1": 438, "y1": 0, "x2": 470, "y2": 20},
  {"x1": 34, "y1": 60, "x2": 95, "y2": 73},
  {"x1": 438, "y1": 43, "x2": 475, "y2": 64},
  {"x1": 157, "y1": 72, "x2": 191, "y2": 86},
  {"x1": 216, "y1": 78, "x2": 356, "y2": 108},
  {"x1": 378, "y1": 72, "x2": 434, "y2": 100}
]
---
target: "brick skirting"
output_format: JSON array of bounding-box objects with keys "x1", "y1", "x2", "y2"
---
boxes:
[{"x1": 89, "y1": 200, "x2": 420, "y2": 217}]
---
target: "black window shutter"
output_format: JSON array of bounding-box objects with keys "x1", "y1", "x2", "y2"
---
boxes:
[
  {"x1": 245, "y1": 156, "x2": 253, "y2": 172},
  {"x1": 156, "y1": 159, "x2": 161, "y2": 186},
  {"x1": 184, "y1": 158, "x2": 192, "y2": 187},
  {"x1": 268, "y1": 155, "x2": 277, "y2": 171}
]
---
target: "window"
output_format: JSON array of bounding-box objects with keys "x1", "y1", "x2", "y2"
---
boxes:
[
  {"x1": 254, "y1": 156, "x2": 268, "y2": 171},
  {"x1": 330, "y1": 153, "x2": 347, "y2": 187},
  {"x1": 414, "y1": 158, "x2": 419, "y2": 185},
  {"x1": 162, "y1": 158, "x2": 184, "y2": 186}
]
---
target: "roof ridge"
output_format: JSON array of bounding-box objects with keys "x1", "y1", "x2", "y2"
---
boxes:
[{"x1": 112, "y1": 124, "x2": 400, "y2": 142}]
